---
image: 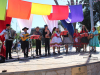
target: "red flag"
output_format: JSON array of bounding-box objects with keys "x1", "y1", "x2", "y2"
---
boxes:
[
  {"x1": 48, "y1": 5, "x2": 69, "y2": 20},
  {"x1": 0, "y1": 14, "x2": 12, "y2": 58},
  {"x1": 0, "y1": 15, "x2": 12, "y2": 33}
]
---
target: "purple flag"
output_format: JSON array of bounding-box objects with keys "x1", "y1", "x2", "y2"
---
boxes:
[{"x1": 66, "y1": 5, "x2": 84, "y2": 23}]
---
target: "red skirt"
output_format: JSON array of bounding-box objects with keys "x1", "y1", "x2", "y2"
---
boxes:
[{"x1": 73, "y1": 38, "x2": 82, "y2": 47}]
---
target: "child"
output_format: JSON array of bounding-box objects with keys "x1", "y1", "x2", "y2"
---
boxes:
[
  {"x1": 73, "y1": 29, "x2": 82, "y2": 52},
  {"x1": 56, "y1": 28, "x2": 62, "y2": 53}
]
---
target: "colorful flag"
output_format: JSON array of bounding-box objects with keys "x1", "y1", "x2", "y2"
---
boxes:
[
  {"x1": 31, "y1": 3, "x2": 52, "y2": 15},
  {"x1": 0, "y1": 0, "x2": 7, "y2": 20},
  {"x1": 48, "y1": 5, "x2": 69, "y2": 20},
  {"x1": 7, "y1": 0, "x2": 31, "y2": 19},
  {"x1": 65, "y1": 5, "x2": 84, "y2": 23},
  {"x1": 42, "y1": 15, "x2": 58, "y2": 32},
  {"x1": 17, "y1": 14, "x2": 33, "y2": 34}
]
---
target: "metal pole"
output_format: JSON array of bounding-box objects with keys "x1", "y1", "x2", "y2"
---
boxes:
[{"x1": 89, "y1": 0, "x2": 94, "y2": 30}]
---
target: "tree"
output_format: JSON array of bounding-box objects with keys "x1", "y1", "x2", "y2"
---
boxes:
[
  {"x1": 58, "y1": 20, "x2": 63, "y2": 26},
  {"x1": 80, "y1": 0, "x2": 100, "y2": 31},
  {"x1": 14, "y1": 31, "x2": 21, "y2": 41}
]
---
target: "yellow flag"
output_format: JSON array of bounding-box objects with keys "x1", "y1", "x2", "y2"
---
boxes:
[
  {"x1": 0, "y1": 0, "x2": 7, "y2": 20},
  {"x1": 31, "y1": 3, "x2": 52, "y2": 15}
]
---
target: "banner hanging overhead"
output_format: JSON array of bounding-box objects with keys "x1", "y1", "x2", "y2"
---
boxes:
[
  {"x1": 0, "y1": 0, "x2": 7, "y2": 20},
  {"x1": 7, "y1": 0, "x2": 31, "y2": 19},
  {"x1": 0, "y1": 16, "x2": 12, "y2": 33},
  {"x1": 48, "y1": 5, "x2": 69, "y2": 20},
  {"x1": 0, "y1": 14, "x2": 12, "y2": 58},
  {"x1": 31, "y1": 3, "x2": 52, "y2": 15},
  {"x1": 60, "y1": 20, "x2": 74, "y2": 38},
  {"x1": 42, "y1": 15, "x2": 58, "y2": 32},
  {"x1": 17, "y1": 14, "x2": 33, "y2": 34},
  {"x1": 65, "y1": 5, "x2": 84, "y2": 23}
]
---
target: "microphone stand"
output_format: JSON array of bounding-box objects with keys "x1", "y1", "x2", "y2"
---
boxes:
[
  {"x1": 15, "y1": 23, "x2": 19, "y2": 61},
  {"x1": 16, "y1": 34, "x2": 19, "y2": 61}
]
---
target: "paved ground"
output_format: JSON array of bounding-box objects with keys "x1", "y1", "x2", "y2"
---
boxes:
[{"x1": 0, "y1": 45, "x2": 100, "y2": 73}]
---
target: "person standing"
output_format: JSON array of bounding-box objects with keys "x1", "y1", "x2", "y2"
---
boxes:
[
  {"x1": 34, "y1": 27, "x2": 42, "y2": 56},
  {"x1": 50, "y1": 27, "x2": 62, "y2": 54},
  {"x1": 56, "y1": 28, "x2": 62, "y2": 54},
  {"x1": 0, "y1": 24, "x2": 16, "y2": 60},
  {"x1": 62, "y1": 28, "x2": 71, "y2": 53},
  {"x1": 80, "y1": 25, "x2": 89, "y2": 52},
  {"x1": 88, "y1": 27, "x2": 99, "y2": 52},
  {"x1": 73, "y1": 29, "x2": 82, "y2": 52},
  {"x1": 50, "y1": 27, "x2": 57, "y2": 54},
  {"x1": 20, "y1": 27, "x2": 29, "y2": 58},
  {"x1": 43, "y1": 25, "x2": 51, "y2": 56}
]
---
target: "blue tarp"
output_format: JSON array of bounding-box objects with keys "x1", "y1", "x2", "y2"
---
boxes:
[{"x1": 60, "y1": 20, "x2": 74, "y2": 37}]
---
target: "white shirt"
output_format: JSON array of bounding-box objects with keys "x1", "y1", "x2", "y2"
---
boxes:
[
  {"x1": 0, "y1": 29, "x2": 9, "y2": 39},
  {"x1": 0, "y1": 29, "x2": 15, "y2": 40},
  {"x1": 20, "y1": 32, "x2": 29, "y2": 37}
]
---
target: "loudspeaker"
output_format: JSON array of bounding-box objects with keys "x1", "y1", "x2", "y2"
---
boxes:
[{"x1": 0, "y1": 55, "x2": 5, "y2": 63}]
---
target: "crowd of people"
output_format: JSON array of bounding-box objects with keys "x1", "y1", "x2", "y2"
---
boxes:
[{"x1": 0, "y1": 24, "x2": 99, "y2": 60}]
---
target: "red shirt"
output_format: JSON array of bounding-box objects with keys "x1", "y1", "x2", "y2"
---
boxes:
[
  {"x1": 80, "y1": 30, "x2": 88, "y2": 34},
  {"x1": 73, "y1": 33, "x2": 80, "y2": 39}
]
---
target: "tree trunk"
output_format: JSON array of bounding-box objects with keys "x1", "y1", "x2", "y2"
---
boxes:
[
  {"x1": 76, "y1": 0, "x2": 78, "y2": 5},
  {"x1": 71, "y1": 0, "x2": 74, "y2": 5},
  {"x1": 54, "y1": 0, "x2": 59, "y2": 5}
]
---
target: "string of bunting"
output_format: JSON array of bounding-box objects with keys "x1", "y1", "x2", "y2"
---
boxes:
[{"x1": 0, "y1": 0, "x2": 84, "y2": 21}]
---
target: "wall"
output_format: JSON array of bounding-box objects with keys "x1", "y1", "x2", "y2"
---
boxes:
[{"x1": 1, "y1": 62, "x2": 100, "y2": 75}]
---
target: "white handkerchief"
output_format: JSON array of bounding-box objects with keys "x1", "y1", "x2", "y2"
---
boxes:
[{"x1": 75, "y1": 38, "x2": 78, "y2": 42}]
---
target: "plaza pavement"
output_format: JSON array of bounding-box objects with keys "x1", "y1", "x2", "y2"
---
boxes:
[{"x1": 0, "y1": 45, "x2": 100, "y2": 73}]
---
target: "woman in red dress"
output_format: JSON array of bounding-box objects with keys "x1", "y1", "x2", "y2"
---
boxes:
[
  {"x1": 73, "y1": 29, "x2": 82, "y2": 52},
  {"x1": 80, "y1": 25, "x2": 89, "y2": 52}
]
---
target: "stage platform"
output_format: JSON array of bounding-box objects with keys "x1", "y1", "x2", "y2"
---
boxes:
[{"x1": 0, "y1": 46, "x2": 100, "y2": 75}]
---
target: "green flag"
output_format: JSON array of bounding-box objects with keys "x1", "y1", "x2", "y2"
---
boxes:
[{"x1": 0, "y1": 0, "x2": 7, "y2": 20}]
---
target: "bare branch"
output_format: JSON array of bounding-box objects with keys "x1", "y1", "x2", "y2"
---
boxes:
[
  {"x1": 79, "y1": 0, "x2": 84, "y2": 4},
  {"x1": 67, "y1": 0, "x2": 70, "y2": 5},
  {"x1": 54, "y1": 0, "x2": 59, "y2": 5}
]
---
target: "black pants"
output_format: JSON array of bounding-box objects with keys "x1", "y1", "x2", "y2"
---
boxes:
[
  {"x1": 36, "y1": 40, "x2": 41, "y2": 56},
  {"x1": 45, "y1": 38, "x2": 50, "y2": 54},
  {"x1": 5, "y1": 40, "x2": 13, "y2": 59},
  {"x1": 22, "y1": 41, "x2": 29, "y2": 57}
]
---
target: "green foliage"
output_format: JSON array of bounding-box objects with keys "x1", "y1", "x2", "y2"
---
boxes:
[
  {"x1": 14, "y1": 31, "x2": 21, "y2": 40},
  {"x1": 96, "y1": 26, "x2": 100, "y2": 33},
  {"x1": 32, "y1": 39, "x2": 36, "y2": 46},
  {"x1": 97, "y1": 26, "x2": 100, "y2": 40},
  {"x1": 80, "y1": 0, "x2": 100, "y2": 31},
  {"x1": 58, "y1": 21, "x2": 64, "y2": 28},
  {"x1": 98, "y1": 34, "x2": 100, "y2": 40}
]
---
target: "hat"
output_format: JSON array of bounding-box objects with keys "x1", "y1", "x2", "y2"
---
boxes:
[
  {"x1": 6, "y1": 24, "x2": 10, "y2": 27},
  {"x1": 35, "y1": 27, "x2": 40, "y2": 29},
  {"x1": 22, "y1": 27, "x2": 29, "y2": 30}
]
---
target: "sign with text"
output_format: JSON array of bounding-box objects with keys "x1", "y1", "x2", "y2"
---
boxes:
[{"x1": 72, "y1": 66, "x2": 87, "y2": 75}]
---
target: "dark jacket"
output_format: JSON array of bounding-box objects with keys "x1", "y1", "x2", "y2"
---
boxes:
[{"x1": 42, "y1": 29, "x2": 51, "y2": 38}]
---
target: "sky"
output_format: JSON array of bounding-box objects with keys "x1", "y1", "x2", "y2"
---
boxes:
[{"x1": 10, "y1": 0, "x2": 81, "y2": 32}]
